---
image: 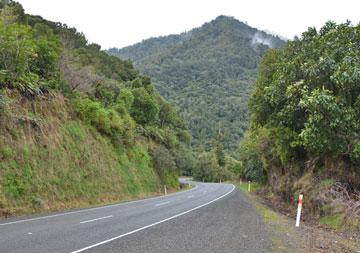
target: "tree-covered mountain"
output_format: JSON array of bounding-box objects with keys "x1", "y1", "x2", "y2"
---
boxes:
[{"x1": 108, "y1": 16, "x2": 285, "y2": 152}]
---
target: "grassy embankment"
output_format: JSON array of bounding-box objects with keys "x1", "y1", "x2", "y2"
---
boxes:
[{"x1": 0, "y1": 91, "x2": 166, "y2": 217}]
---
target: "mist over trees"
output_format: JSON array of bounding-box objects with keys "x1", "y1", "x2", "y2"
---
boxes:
[{"x1": 108, "y1": 16, "x2": 285, "y2": 154}]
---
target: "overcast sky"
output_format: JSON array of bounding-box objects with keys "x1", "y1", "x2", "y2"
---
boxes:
[{"x1": 18, "y1": 0, "x2": 360, "y2": 49}]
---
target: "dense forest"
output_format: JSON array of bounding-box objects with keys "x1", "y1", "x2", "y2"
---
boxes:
[
  {"x1": 240, "y1": 21, "x2": 360, "y2": 229},
  {"x1": 108, "y1": 16, "x2": 285, "y2": 153},
  {"x1": 0, "y1": 1, "x2": 194, "y2": 215}
]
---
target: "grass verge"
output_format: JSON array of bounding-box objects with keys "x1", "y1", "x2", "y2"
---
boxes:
[{"x1": 236, "y1": 183, "x2": 360, "y2": 253}]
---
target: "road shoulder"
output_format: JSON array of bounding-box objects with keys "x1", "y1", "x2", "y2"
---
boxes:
[{"x1": 237, "y1": 184, "x2": 360, "y2": 253}]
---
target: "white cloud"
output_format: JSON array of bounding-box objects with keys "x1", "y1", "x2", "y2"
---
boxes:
[{"x1": 18, "y1": 0, "x2": 360, "y2": 48}]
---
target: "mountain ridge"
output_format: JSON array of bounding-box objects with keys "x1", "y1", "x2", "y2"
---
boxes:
[{"x1": 108, "y1": 15, "x2": 286, "y2": 152}]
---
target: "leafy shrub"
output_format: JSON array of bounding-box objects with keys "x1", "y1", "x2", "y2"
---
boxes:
[
  {"x1": 130, "y1": 87, "x2": 159, "y2": 125},
  {"x1": 238, "y1": 129, "x2": 268, "y2": 182},
  {"x1": 150, "y1": 145, "x2": 176, "y2": 183},
  {"x1": 192, "y1": 152, "x2": 232, "y2": 182},
  {"x1": 74, "y1": 98, "x2": 134, "y2": 142},
  {"x1": 0, "y1": 7, "x2": 60, "y2": 95}
]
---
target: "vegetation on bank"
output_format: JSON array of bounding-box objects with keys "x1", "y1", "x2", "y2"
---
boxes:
[
  {"x1": 0, "y1": 1, "x2": 194, "y2": 215},
  {"x1": 239, "y1": 21, "x2": 360, "y2": 230},
  {"x1": 237, "y1": 183, "x2": 360, "y2": 253}
]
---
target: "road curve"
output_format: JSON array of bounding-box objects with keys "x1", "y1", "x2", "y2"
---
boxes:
[{"x1": 0, "y1": 180, "x2": 271, "y2": 253}]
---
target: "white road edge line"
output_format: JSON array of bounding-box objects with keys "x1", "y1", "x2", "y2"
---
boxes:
[
  {"x1": 0, "y1": 184, "x2": 198, "y2": 226},
  {"x1": 69, "y1": 184, "x2": 236, "y2": 253},
  {"x1": 155, "y1": 201, "x2": 170, "y2": 207},
  {"x1": 79, "y1": 215, "x2": 113, "y2": 224}
]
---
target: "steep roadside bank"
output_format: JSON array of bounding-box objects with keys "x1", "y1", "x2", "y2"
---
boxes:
[{"x1": 0, "y1": 90, "x2": 162, "y2": 217}]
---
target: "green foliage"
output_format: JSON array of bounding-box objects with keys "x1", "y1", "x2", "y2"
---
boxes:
[
  {"x1": 241, "y1": 21, "x2": 360, "y2": 190},
  {"x1": 4, "y1": 164, "x2": 33, "y2": 199},
  {"x1": 158, "y1": 98, "x2": 181, "y2": 127},
  {"x1": 118, "y1": 88, "x2": 134, "y2": 109},
  {"x1": 0, "y1": 145, "x2": 14, "y2": 160},
  {"x1": 238, "y1": 128, "x2": 269, "y2": 182},
  {"x1": 238, "y1": 182, "x2": 262, "y2": 193},
  {"x1": 224, "y1": 156, "x2": 242, "y2": 176},
  {"x1": 320, "y1": 214, "x2": 344, "y2": 230},
  {"x1": 246, "y1": 21, "x2": 360, "y2": 168},
  {"x1": 214, "y1": 139, "x2": 226, "y2": 167},
  {"x1": 64, "y1": 121, "x2": 85, "y2": 141},
  {"x1": 130, "y1": 87, "x2": 159, "y2": 125},
  {"x1": 0, "y1": 2, "x2": 196, "y2": 215},
  {"x1": 0, "y1": 7, "x2": 61, "y2": 96},
  {"x1": 320, "y1": 179, "x2": 336, "y2": 187},
  {"x1": 299, "y1": 88, "x2": 358, "y2": 155},
  {"x1": 173, "y1": 145, "x2": 196, "y2": 176},
  {"x1": 109, "y1": 16, "x2": 285, "y2": 153},
  {"x1": 74, "y1": 97, "x2": 135, "y2": 143},
  {"x1": 193, "y1": 152, "x2": 220, "y2": 182},
  {"x1": 192, "y1": 151, "x2": 233, "y2": 182},
  {"x1": 150, "y1": 145, "x2": 177, "y2": 183}
]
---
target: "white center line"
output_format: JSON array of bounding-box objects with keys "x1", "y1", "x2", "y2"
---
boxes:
[
  {"x1": 155, "y1": 201, "x2": 170, "y2": 207},
  {"x1": 79, "y1": 215, "x2": 113, "y2": 224},
  {"x1": 69, "y1": 185, "x2": 235, "y2": 253},
  {"x1": 0, "y1": 184, "x2": 199, "y2": 227}
]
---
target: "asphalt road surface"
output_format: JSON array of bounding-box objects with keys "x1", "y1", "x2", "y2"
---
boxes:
[{"x1": 0, "y1": 180, "x2": 271, "y2": 253}]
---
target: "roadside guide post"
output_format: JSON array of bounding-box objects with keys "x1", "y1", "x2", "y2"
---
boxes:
[
  {"x1": 295, "y1": 194, "x2": 304, "y2": 227},
  {"x1": 164, "y1": 185, "x2": 167, "y2": 196},
  {"x1": 248, "y1": 181, "x2": 251, "y2": 192}
]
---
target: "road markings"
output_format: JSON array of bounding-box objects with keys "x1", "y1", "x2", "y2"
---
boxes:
[
  {"x1": 79, "y1": 215, "x2": 113, "y2": 224},
  {"x1": 155, "y1": 201, "x2": 170, "y2": 207},
  {"x1": 27, "y1": 232, "x2": 32, "y2": 235},
  {"x1": 0, "y1": 184, "x2": 199, "y2": 226},
  {"x1": 69, "y1": 185, "x2": 235, "y2": 253}
]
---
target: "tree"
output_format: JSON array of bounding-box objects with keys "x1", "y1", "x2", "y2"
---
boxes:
[
  {"x1": 193, "y1": 152, "x2": 220, "y2": 182},
  {"x1": 150, "y1": 145, "x2": 176, "y2": 184},
  {"x1": 299, "y1": 88, "x2": 358, "y2": 155},
  {"x1": 242, "y1": 21, "x2": 360, "y2": 185},
  {"x1": 130, "y1": 87, "x2": 159, "y2": 125}
]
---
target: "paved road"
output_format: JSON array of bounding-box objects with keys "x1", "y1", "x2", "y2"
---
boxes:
[{"x1": 0, "y1": 180, "x2": 271, "y2": 253}]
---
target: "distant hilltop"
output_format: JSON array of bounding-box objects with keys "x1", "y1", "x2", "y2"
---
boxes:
[{"x1": 108, "y1": 15, "x2": 286, "y2": 152}]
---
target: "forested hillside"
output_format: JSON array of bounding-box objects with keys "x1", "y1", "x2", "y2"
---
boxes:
[
  {"x1": 240, "y1": 21, "x2": 360, "y2": 229},
  {"x1": 0, "y1": 1, "x2": 194, "y2": 216},
  {"x1": 108, "y1": 16, "x2": 285, "y2": 152}
]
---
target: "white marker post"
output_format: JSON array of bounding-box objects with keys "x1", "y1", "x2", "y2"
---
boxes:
[
  {"x1": 248, "y1": 181, "x2": 251, "y2": 192},
  {"x1": 164, "y1": 185, "x2": 167, "y2": 196},
  {"x1": 240, "y1": 178, "x2": 242, "y2": 185},
  {"x1": 295, "y1": 194, "x2": 303, "y2": 227}
]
